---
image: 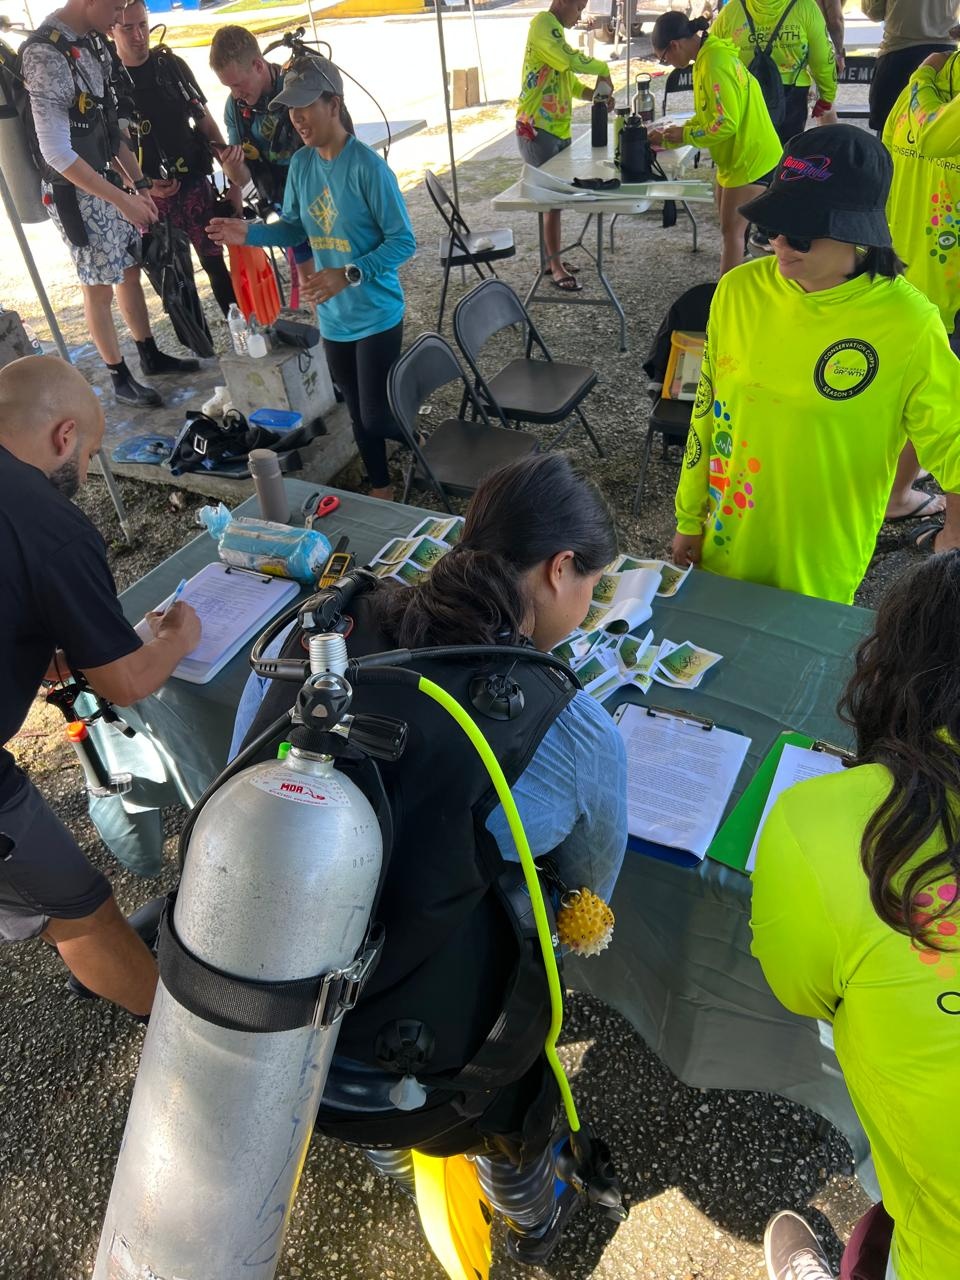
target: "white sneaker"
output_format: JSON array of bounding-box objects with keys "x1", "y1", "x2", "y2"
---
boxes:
[{"x1": 764, "y1": 1210, "x2": 835, "y2": 1280}]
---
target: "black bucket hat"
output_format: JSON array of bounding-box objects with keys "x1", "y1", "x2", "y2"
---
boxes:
[{"x1": 740, "y1": 124, "x2": 893, "y2": 248}]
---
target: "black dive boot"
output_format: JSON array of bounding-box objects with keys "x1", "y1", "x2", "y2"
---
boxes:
[
  {"x1": 136, "y1": 336, "x2": 200, "y2": 375},
  {"x1": 110, "y1": 359, "x2": 162, "y2": 407}
]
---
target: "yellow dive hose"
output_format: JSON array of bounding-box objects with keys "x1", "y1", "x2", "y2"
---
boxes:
[{"x1": 415, "y1": 675, "x2": 580, "y2": 1136}]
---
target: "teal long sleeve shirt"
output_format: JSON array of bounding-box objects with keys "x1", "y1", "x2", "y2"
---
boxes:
[{"x1": 246, "y1": 135, "x2": 416, "y2": 342}]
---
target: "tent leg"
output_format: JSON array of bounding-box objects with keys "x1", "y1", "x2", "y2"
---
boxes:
[
  {"x1": 0, "y1": 162, "x2": 133, "y2": 542},
  {"x1": 434, "y1": 0, "x2": 459, "y2": 206}
]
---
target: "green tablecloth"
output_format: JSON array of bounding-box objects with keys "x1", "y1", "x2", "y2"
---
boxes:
[{"x1": 95, "y1": 480, "x2": 875, "y2": 1181}]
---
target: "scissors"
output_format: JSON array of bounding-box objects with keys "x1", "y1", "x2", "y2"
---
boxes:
[{"x1": 300, "y1": 492, "x2": 340, "y2": 528}]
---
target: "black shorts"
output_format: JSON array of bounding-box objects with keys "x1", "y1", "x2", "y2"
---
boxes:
[{"x1": 0, "y1": 772, "x2": 112, "y2": 941}]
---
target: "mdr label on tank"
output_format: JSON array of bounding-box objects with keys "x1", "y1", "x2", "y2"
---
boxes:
[
  {"x1": 251, "y1": 766, "x2": 352, "y2": 806},
  {"x1": 106, "y1": 1230, "x2": 186, "y2": 1280}
]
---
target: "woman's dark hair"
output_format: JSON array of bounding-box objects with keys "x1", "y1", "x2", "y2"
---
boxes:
[
  {"x1": 651, "y1": 11, "x2": 709, "y2": 52},
  {"x1": 838, "y1": 551, "x2": 960, "y2": 946},
  {"x1": 848, "y1": 245, "x2": 906, "y2": 281},
  {"x1": 374, "y1": 454, "x2": 617, "y2": 649}
]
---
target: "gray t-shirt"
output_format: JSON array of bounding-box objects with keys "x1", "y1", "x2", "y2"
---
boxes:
[{"x1": 863, "y1": 0, "x2": 960, "y2": 55}]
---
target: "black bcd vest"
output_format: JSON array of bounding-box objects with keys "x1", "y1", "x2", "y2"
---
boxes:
[{"x1": 241, "y1": 589, "x2": 577, "y2": 1149}]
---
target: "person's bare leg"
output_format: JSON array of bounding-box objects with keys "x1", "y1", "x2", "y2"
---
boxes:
[
  {"x1": 544, "y1": 208, "x2": 572, "y2": 283},
  {"x1": 885, "y1": 441, "x2": 945, "y2": 519},
  {"x1": 933, "y1": 492, "x2": 960, "y2": 551},
  {"x1": 83, "y1": 283, "x2": 123, "y2": 365},
  {"x1": 43, "y1": 896, "x2": 157, "y2": 1016},
  {"x1": 115, "y1": 265, "x2": 152, "y2": 342},
  {"x1": 719, "y1": 183, "x2": 763, "y2": 277}
]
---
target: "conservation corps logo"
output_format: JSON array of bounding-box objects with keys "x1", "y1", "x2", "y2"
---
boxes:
[
  {"x1": 814, "y1": 339, "x2": 879, "y2": 401},
  {"x1": 693, "y1": 368, "x2": 714, "y2": 419}
]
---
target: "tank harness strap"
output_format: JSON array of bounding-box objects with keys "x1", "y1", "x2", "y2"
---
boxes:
[{"x1": 158, "y1": 902, "x2": 384, "y2": 1034}]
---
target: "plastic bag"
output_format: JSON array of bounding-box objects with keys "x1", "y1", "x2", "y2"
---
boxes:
[{"x1": 198, "y1": 503, "x2": 332, "y2": 585}]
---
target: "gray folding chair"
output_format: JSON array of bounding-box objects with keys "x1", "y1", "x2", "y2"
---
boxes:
[
  {"x1": 387, "y1": 332, "x2": 538, "y2": 512},
  {"x1": 425, "y1": 171, "x2": 516, "y2": 330},
  {"x1": 452, "y1": 279, "x2": 604, "y2": 457}
]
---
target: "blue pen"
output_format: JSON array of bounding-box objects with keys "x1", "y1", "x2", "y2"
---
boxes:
[{"x1": 162, "y1": 579, "x2": 188, "y2": 614}]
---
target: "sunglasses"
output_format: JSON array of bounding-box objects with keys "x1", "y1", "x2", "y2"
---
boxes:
[{"x1": 756, "y1": 227, "x2": 813, "y2": 253}]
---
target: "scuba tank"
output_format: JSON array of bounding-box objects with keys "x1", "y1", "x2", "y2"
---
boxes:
[
  {"x1": 0, "y1": 28, "x2": 46, "y2": 222},
  {"x1": 93, "y1": 633, "x2": 395, "y2": 1280},
  {"x1": 632, "y1": 72, "x2": 655, "y2": 125}
]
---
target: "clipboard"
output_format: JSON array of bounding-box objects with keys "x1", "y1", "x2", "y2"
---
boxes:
[
  {"x1": 614, "y1": 703, "x2": 752, "y2": 868},
  {"x1": 166, "y1": 561, "x2": 299, "y2": 685},
  {"x1": 707, "y1": 730, "x2": 852, "y2": 874}
]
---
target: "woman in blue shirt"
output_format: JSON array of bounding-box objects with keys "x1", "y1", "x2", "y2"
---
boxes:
[
  {"x1": 209, "y1": 55, "x2": 416, "y2": 500},
  {"x1": 229, "y1": 454, "x2": 628, "y2": 1264}
]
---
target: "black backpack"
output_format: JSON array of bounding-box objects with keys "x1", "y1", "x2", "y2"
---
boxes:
[{"x1": 740, "y1": 0, "x2": 800, "y2": 129}]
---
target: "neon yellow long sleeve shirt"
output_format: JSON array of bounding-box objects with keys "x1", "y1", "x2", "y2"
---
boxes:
[
  {"x1": 710, "y1": 0, "x2": 838, "y2": 98},
  {"x1": 675, "y1": 255, "x2": 960, "y2": 604},
  {"x1": 516, "y1": 10, "x2": 609, "y2": 140},
  {"x1": 679, "y1": 37, "x2": 783, "y2": 187},
  {"x1": 885, "y1": 53, "x2": 960, "y2": 330},
  {"x1": 752, "y1": 764, "x2": 960, "y2": 1280}
]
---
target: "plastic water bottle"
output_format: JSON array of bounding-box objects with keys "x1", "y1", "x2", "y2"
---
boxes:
[{"x1": 227, "y1": 303, "x2": 249, "y2": 356}]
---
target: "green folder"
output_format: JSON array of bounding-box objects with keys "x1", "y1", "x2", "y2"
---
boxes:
[{"x1": 706, "y1": 731, "x2": 814, "y2": 874}]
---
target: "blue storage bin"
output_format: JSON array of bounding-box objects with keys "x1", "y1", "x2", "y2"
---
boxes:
[{"x1": 249, "y1": 408, "x2": 303, "y2": 433}]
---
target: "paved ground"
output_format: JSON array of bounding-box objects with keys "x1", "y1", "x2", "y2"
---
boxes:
[{"x1": 0, "y1": 4, "x2": 922, "y2": 1277}]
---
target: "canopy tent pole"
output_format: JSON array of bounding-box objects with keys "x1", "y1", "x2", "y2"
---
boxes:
[
  {"x1": 434, "y1": 0, "x2": 459, "y2": 206},
  {"x1": 625, "y1": 0, "x2": 632, "y2": 109},
  {"x1": 305, "y1": 0, "x2": 320, "y2": 45},
  {"x1": 466, "y1": 0, "x2": 487, "y2": 104},
  {"x1": 0, "y1": 162, "x2": 133, "y2": 542}
]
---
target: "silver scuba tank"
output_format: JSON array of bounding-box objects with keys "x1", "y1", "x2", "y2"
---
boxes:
[{"x1": 93, "y1": 743, "x2": 383, "y2": 1280}]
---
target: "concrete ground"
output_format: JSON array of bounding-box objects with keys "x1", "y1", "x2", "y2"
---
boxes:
[{"x1": 0, "y1": 4, "x2": 926, "y2": 1277}]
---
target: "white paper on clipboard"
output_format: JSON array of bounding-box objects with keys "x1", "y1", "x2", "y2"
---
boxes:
[
  {"x1": 138, "y1": 562, "x2": 298, "y2": 685},
  {"x1": 613, "y1": 703, "x2": 751, "y2": 858}
]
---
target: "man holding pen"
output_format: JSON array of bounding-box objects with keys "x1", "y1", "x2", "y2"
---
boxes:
[
  {"x1": 0, "y1": 357, "x2": 200, "y2": 1019},
  {"x1": 516, "y1": 0, "x2": 615, "y2": 291}
]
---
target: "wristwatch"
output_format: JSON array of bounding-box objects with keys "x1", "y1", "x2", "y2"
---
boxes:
[
  {"x1": 344, "y1": 263, "x2": 362, "y2": 286},
  {"x1": 134, "y1": 177, "x2": 153, "y2": 191}
]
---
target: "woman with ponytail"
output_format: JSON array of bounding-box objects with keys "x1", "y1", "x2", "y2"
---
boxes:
[
  {"x1": 649, "y1": 10, "x2": 783, "y2": 274},
  {"x1": 230, "y1": 454, "x2": 627, "y2": 1263},
  {"x1": 752, "y1": 552, "x2": 960, "y2": 1280}
]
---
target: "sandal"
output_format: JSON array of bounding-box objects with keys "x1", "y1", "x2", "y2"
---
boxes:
[
  {"x1": 908, "y1": 518, "x2": 944, "y2": 554},
  {"x1": 543, "y1": 260, "x2": 580, "y2": 276},
  {"x1": 549, "y1": 273, "x2": 583, "y2": 293},
  {"x1": 884, "y1": 490, "x2": 945, "y2": 523}
]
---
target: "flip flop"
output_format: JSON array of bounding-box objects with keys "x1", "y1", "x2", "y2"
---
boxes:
[
  {"x1": 549, "y1": 273, "x2": 583, "y2": 293},
  {"x1": 543, "y1": 261, "x2": 580, "y2": 276},
  {"x1": 885, "y1": 491, "x2": 946, "y2": 523},
  {"x1": 908, "y1": 518, "x2": 944, "y2": 553}
]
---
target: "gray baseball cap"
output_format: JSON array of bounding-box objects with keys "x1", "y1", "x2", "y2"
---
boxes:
[{"x1": 269, "y1": 56, "x2": 344, "y2": 109}]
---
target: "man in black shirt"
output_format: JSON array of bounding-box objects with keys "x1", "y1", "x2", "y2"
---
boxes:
[
  {"x1": 110, "y1": 0, "x2": 238, "y2": 315},
  {"x1": 0, "y1": 355, "x2": 200, "y2": 1017}
]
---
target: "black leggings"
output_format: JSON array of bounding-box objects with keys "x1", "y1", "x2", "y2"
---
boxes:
[
  {"x1": 779, "y1": 83, "x2": 810, "y2": 145},
  {"x1": 323, "y1": 321, "x2": 405, "y2": 489},
  {"x1": 869, "y1": 43, "x2": 955, "y2": 131},
  {"x1": 200, "y1": 254, "x2": 236, "y2": 317}
]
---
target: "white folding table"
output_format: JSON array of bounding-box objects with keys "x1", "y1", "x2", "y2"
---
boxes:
[{"x1": 493, "y1": 131, "x2": 713, "y2": 351}]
